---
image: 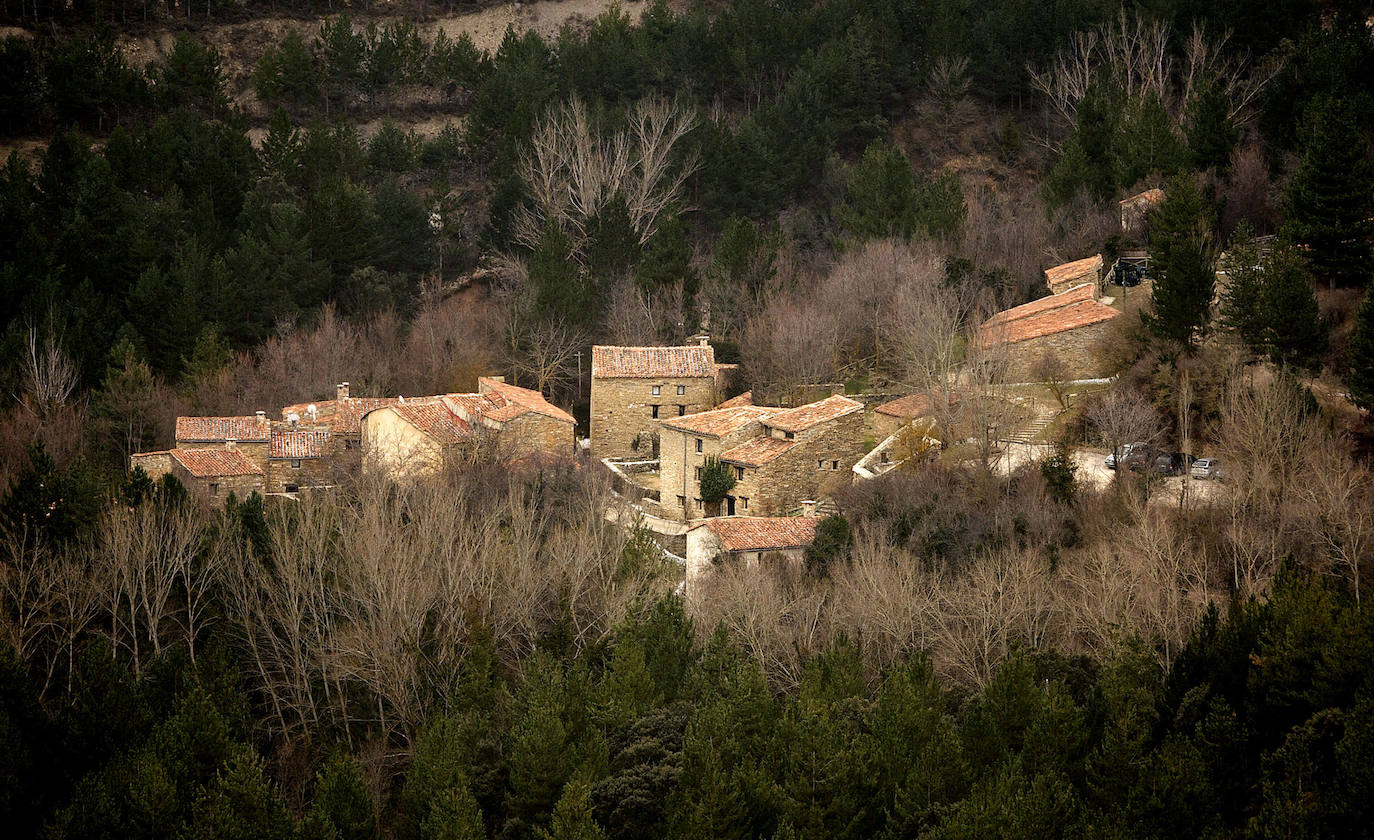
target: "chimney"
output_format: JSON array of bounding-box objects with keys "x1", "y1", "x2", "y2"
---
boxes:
[
  {"x1": 225, "y1": 438, "x2": 236, "y2": 450},
  {"x1": 337, "y1": 382, "x2": 350, "y2": 401},
  {"x1": 489, "y1": 375, "x2": 505, "y2": 384},
  {"x1": 695, "y1": 333, "x2": 711, "y2": 347},
  {"x1": 800, "y1": 500, "x2": 817, "y2": 517},
  {"x1": 255, "y1": 410, "x2": 266, "y2": 421}
]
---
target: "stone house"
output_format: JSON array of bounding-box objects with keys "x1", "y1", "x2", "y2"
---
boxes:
[
  {"x1": 267, "y1": 429, "x2": 333, "y2": 494},
  {"x1": 1044, "y1": 254, "x2": 1103, "y2": 296},
  {"x1": 658, "y1": 394, "x2": 865, "y2": 520},
  {"x1": 281, "y1": 382, "x2": 399, "y2": 455},
  {"x1": 977, "y1": 282, "x2": 1121, "y2": 382},
  {"x1": 361, "y1": 378, "x2": 574, "y2": 479},
  {"x1": 130, "y1": 447, "x2": 264, "y2": 508},
  {"x1": 1119, "y1": 187, "x2": 1164, "y2": 235},
  {"x1": 175, "y1": 414, "x2": 271, "y2": 474},
  {"x1": 590, "y1": 342, "x2": 736, "y2": 460},
  {"x1": 872, "y1": 392, "x2": 959, "y2": 440},
  {"x1": 684, "y1": 515, "x2": 818, "y2": 595}
]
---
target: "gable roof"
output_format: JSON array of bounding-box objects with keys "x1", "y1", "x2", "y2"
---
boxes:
[
  {"x1": 390, "y1": 402, "x2": 472, "y2": 446},
  {"x1": 1119, "y1": 187, "x2": 1165, "y2": 207},
  {"x1": 171, "y1": 448, "x2": 263, "y2": 478},
  {"x1": 176, "y1": 416, "x2": 270, "y2": 443},
  {"x1": 719, "y1": 435, "x2": 798, "y2": 466},
  {"x1": 697, "y1": 516, "x2": 819, "y2": 552},
  {"x1": 978, "y1": 299, "x2": 1120, "y2": 346},
  {"x1": 716, "y1": 390, "x2": 754, "y2": 409},
  {"x1": 476, "y1": 377, "x2": 574, "y2": 423},
  {"x1": 1045, "y1": 254, "x2": 1102, "y2": 287},
  {"x1": 874, "y1": 392, "x2": 951, "y2": 419},
  {"x1": 591, "y1": 345, "x2": 718, "y2": 379},
  {"x1": 763, "y1": 395, "x2": 864, "y2": 433},
  {"x1": 982, "y1": 283, "x2": 1097, "y2": 328},
  {"x1": 281, "y1": 397, "x2": 403, "y2": 436},
  {"x1": 270, "y1": 429, "x2": 329, "y2": 459},
  {"x1": 660, "y1": 404, "x2": 781, "y2": 437}
]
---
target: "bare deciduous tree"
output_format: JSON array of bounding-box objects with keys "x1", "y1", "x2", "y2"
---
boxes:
[{"x1": 1086, "y1": 387, "x2": 1162, "y2": 473}]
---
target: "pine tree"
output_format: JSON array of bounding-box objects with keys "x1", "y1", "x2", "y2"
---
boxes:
[
  {"x1": 1219, "y1": 223, "x2": 1266, "y2": 353},
  {"x1": 1147, "y1": 176, "x2": 1216, "y2": 350},
  {"x1": 539, "y1": 779, "x2": 608, "y2": 840},
  {"x1": 1187, "y1": 83, "x2": 1239, "y2": 174},
  {"x1": 421, "y1": 786, "x2": 485, "y2": 840},
  {"x1": 1259, "y1": 244, "x2": 1326, "y2": 370},
  {"x1": 837, "y1": 141, "x2": 917, "y2": 241},
  {"x1": 1348, "y1": 290, "x2": 1374, "y2": 410},
  {"x1": 1285, "y1": 96, "x2": 1374, "y2": 289}
]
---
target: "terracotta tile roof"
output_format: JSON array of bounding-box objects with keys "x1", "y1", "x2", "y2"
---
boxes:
[
  {"x1": 270, "y1": 429, "x2": 329, "y2": 459},
  {"x1": 391, "y1": 402, "x2": 472, "y2": 446},
  {"x1": 764, "y1": 395, "x2": 864, "y2": 433},
  {"x1": 719, "y1": 435, "x2": 798, "y2": 466},
  {"x1": 699, "y1": 516, "x2": 819, "y2": 552},
  {"x1": 591, "y1": 345, "x2": 718, "y2": 379},
  {"x1": 476, "y1": 377, "x2": 574, "y2": 423},
  {"x1": 1045, "y1": 254, "x2": 1102, "y2": 287},
  {"x1": 281, "y1": 397, "x2": 406, "y2": 436},
  {"x1": 176, "y1": 416, "x2": 270, "y2": 442},
  {"x1": 983, "y1": 283, "x2": 1096, "y2": 328},
  {"x1": 660, "y1": 404, "x2": 781, "y2": 437},
  {"x1": 877, "y1": 393, "x2": 928, "y2": 418},
  {"x1": 716, "y1": 391, "x2": 754, "y2": 409},
  {"x1": 977, "y1": 299, "x2": 1120, "y2": 347},
  {"x1": 1119, "y1": 188, "x2": 1164, "y2": 206},
  {"x1": 171, "y1": 448, "x2": 263, "y2": 478}
]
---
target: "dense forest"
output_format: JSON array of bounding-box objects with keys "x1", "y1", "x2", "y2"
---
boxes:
[{"x1": 3, "y1": 0, "x2": 1374, "y2": 837}]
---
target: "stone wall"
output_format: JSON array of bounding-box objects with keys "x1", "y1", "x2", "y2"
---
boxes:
[
  {"x1": 658, "y1": 420, "x2": 763, "y2": 520},
  {"x1": 267, "y1": 456, "x2": 333, "y2": 494},
  {"x1": 727, "y1": 412, "x2": 865, "y2": 516},
  {"x1": 500, "y1": 413, "x2": 575, "y2": 461},
  {"x1": 683, "y1": 528, "x2": 804, "y2": 597},
  {"x1": 590, "y1": 376, "x2": 718, "y2": 460},
  {"x1": 171, "y1": 462, "x2": 264, "y2": 509},
  {"x1": 130, "y1": 451, "x2": 174, "y2": 480},
  {"x1": 999, "y1": 319, "x2": 1120, "y2": 382}
]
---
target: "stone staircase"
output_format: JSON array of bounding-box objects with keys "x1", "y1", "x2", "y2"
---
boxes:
[{"x1": 1004, "y1": 404, "x2": 1060, "y2": 444}]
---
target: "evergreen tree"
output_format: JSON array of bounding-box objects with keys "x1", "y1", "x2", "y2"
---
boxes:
[
  {"x1": 837, "y1": 141, "x2": 918, "y2": 242},
  {"x1": 94, "y1": 335, "x2": 160, "y2": 462},
  {"x1": 1147, "y1": 176, "x2": 1217, "y2": 350},
  {"x1": 421, "y1": 786, "x2": 485, "y2": 840},
  {"x1": 1259, "y1": 244, "x2": 1326, "y2": 370},
  {"x1": 636, "y1": 215, "x2": 696, "y2": 297},
  {"x1": 1347, "y1": 289, "x2": 1374, "y2": 409},
  {"x1": 540, "y1": 778, "x2": 608, "y2": 840},
  {"x1": 1219, "y1": 223, "x2": 1267, "y2": 352},
  {"x1": 804, "y1": 515, "x2": 853, "y2": 577},
  {"x1": 530, "y1": 221, "x2": 588, "y2": 325},
  {"x1": 1285, "y1": 96, "x2": 1374, "y2": 288},
  {"x1": 304, "y1": 753, "x2": 375, "y2": 840},
  {"x1": 1187, "y1": 83, "x2": 1239, "y2": 174}
]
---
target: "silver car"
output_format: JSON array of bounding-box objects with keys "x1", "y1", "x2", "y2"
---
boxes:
[{"x1": 1191, "y1": 458, "x2": 1219, "y2": 480}]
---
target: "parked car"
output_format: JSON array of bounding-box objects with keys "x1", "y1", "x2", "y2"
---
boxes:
[
  {"x1": 1152, "y1": 452, "x2": 1196, "y2": 477},
  {"x1": 1191, "y1": 458, "x2": 1220, "y2": 480},
  {"x1": 1126, "y1": 446, "x2": 1160, "y2": 473},
  {"x1": 1105, "y1": 442, "x2": 1149, "y2": 470}
]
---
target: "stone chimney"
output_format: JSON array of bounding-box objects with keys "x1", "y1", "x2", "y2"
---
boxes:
[
  {"x1": 337, "y1": 382, "x2": 350, "y2": 401},
  {"x1": 694, "y1": 333, "x2": 711, "y2": 347},
  {"x1": 800, "y1": 500, "x2": 817, "y2": 517},
  {"x1": 225, "y1": 438, "x2": 236, "y2": 450},
  {"x1": 254, "y1": 410, "x2": 266, "y2": 420}
]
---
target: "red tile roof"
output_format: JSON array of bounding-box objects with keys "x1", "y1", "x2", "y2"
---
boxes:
[
  {"x1": 764, "y1": 395, "x2": 864, "y2": 433},
  {"x1": 476, "y1": 377, "x2": 574, "y2": 423},
  {"x1": 591, "y1": 345, "x2": 718, "y2": 379},
  {"x1": 977, "y1": 299, "x2": 1120, "y2": 347},
  {"x1": 716, "y1": 391, "x2": 754, "y2": 409},
  {"x1": 391, "y1": 402, "x2": 472, "y2": 446},
  {"x1": 1045, "y1": 254, "x2": 1102, "y2": 287},
  {"x1": 281, "y1": 397, "x2": 405, "y2": 436},
  {"x1": 719, "y1": 435, "x2": 798, "y2": 466},
  {"x1": 171, "y1": 448, "x2": 263, "y2": 478},
  {"x1": 700, "y1": 516, "x2": 819, "y2": 552},
  {"x1": 876, "y1": 393, "x2": 932, "y2": 419},
  {"x1": 176, "y1": 416, "x2": 270, "y2": 442},
  {"x1": 270, "y1": 429, "x2": 329, "y2": 459},
  {"x1": 660, "y1": 405, "x2": 780, "y2": 437},
  {"x1": 1119, "y1": 188, "x2": 1165, "y2": 206},
  {"x1": 983, "y1": 283, "x2": 1096, "y2": 328}
]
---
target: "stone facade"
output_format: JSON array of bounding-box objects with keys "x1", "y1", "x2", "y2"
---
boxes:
[
  {"x1": 684, "y1": 516, "x2": 817, "y2": 595},
  {"x1": 173, "y1": 462, "x2": 264, "y2": 508},
  {"x1": 266, "y1": 455, "x2": 333, "y2": 494},
  {"x1": 591, "y1": 375, "x2": 720, "y2": 460},
  {"x1": 724, "y1": 411, "x2": 865, "y2": 516},
  {"x1": 659, "y1": 414, "x2": 772, "y2": 520},
  {"x1": 998, "y1": 317, "x2": 1121, "y2": 382},
  {"x1": 499, "y1": 412, "x2": 575, "y2": 461}
]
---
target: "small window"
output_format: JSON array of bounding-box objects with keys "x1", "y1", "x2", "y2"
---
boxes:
[
  {"x1": 344, "y1": 440, "x2": 354, "y2": 450},
  {"x1": 818, "y1": 460, "x2": 825, "y2": 470},
  {"x1": 741, "y1": 497, "x2": 749, "y2": 509},
  {"x1": 652, "y1": 385, "x2": 661, "y2": 396},
  {"x1": 695, "y1": 438, "x2": 703, "y2": 453},
  {"x1": 677, "y1": 404, "x2": 686, "y2": 416},
  {"x1": 735, "y1": 466, "x2": 744, "y2": 480},
  {"x1": 284, "y1": 483, "x2": 299, "y2": 493},
  {"x1": 209, "y1": 482, "x2": 220, "y2": 496},
  {"x1": 677, "y1": 495, "x2": 686, "y2": 507},
  {"x1": 695, "y1": 499, "x2": 703, "y2": 509},
  {"x1": 785, "y1": 431, "x2": 795, "y2": 440},
  {"x1": 832, "y1": 460, "x2": 839, "y2": 470},
  {"x1": 651, "y1": 404, "x2": 660, "y2": 419},
  {"x1": 291, "y1": 459, "x2": 301, "y2": 469},
  {"x1": 677, "y1": 385, "x2": 686, "y2": 395},
  {"x1": 695, "y1": 466, "x2": 702, "y2": 480}
]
